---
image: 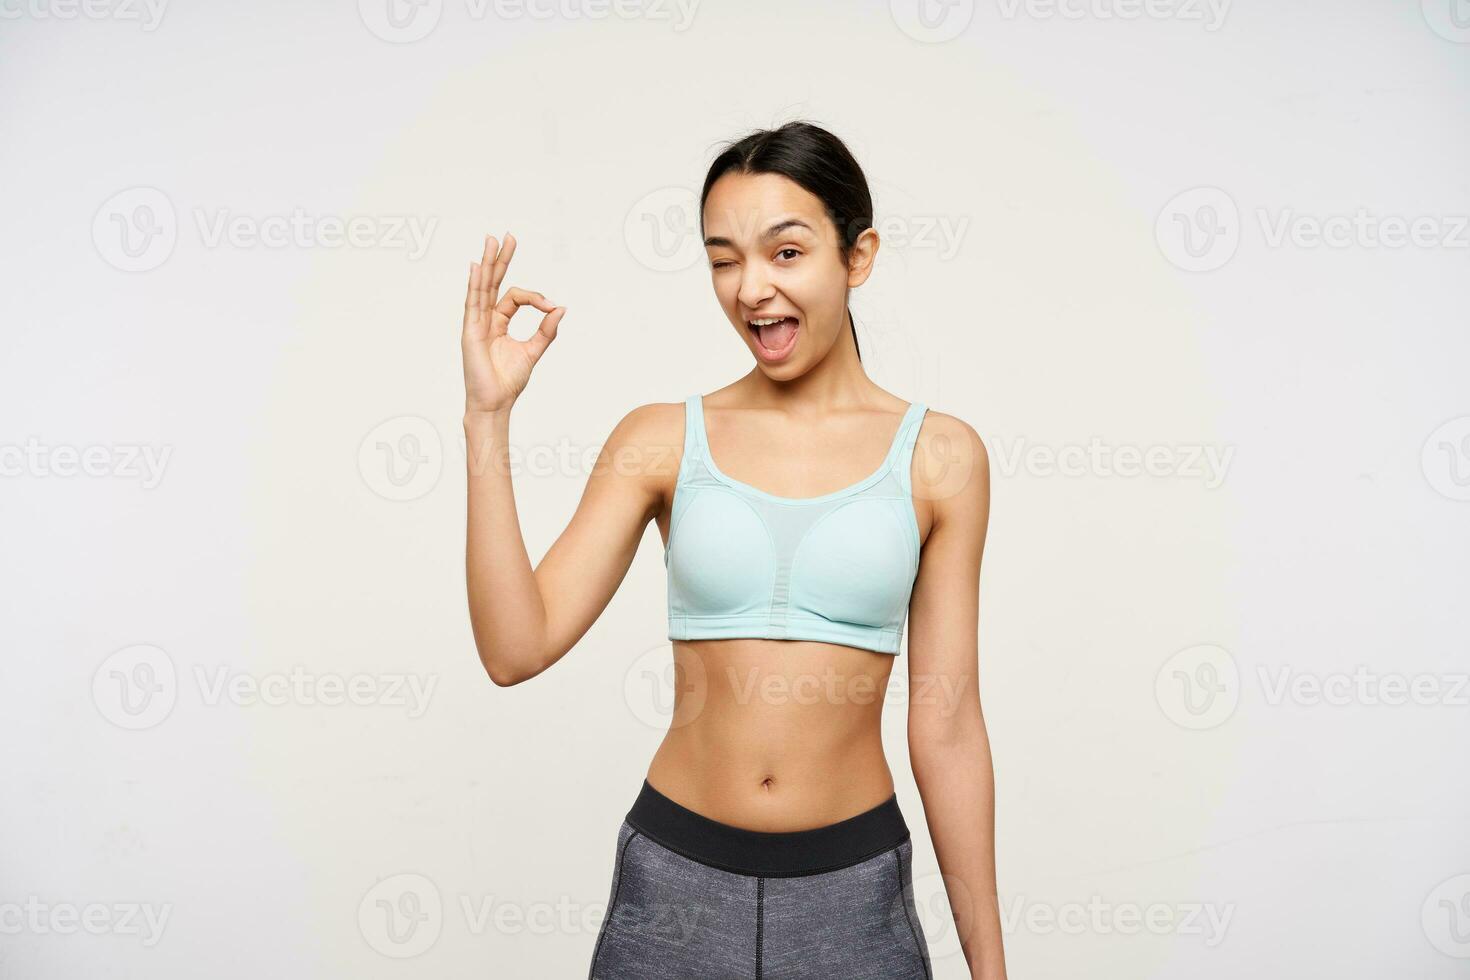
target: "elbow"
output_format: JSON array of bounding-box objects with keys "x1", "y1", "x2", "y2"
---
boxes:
[
  {"x1": 481, "y1": 653, "x2": 531, "y2": 687},
  {"x1": 473, "y1": 642, "x2": 522, "y2": 687},
  {"x1": 477, "y1": 642, "x2": 545, "y2": 687},
  {"x1": 485, "y1": 664, "x2": 523, "y2": 687}
]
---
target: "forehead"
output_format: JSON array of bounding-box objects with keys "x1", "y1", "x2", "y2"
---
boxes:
[{"x1": 702, "y1": 171, "x2": 828, "y2": 244}]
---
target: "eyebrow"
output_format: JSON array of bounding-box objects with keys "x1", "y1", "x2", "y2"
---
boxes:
[{"x1": 703, "y1": 218, "x2": 814, "y2": 249}]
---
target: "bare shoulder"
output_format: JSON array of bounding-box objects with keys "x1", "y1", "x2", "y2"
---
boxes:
[
  {"x1": 595, "y1": 399, "x2": 687, "y2": 486},
  {"x1": 913, "y1": 408, "x2": 990, "y2": 516}
]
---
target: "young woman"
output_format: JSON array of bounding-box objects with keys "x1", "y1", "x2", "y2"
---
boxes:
[{"x1": 461, "y1": 121, "x2": 1005, "y2": 979}]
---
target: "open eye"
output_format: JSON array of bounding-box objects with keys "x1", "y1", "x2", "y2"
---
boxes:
[{"x1": 776, "y1": 247, "x2": 800, "y2": 261}]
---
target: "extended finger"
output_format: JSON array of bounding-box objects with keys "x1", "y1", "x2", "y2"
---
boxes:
[
  {"x1": 488, "y1": 232, "x2": 516, "y2": 304},
  {"x1": 464, "y1": 260, "x2": 477, "y2": 312},
  {"x1": 463, "y1": 260, "x2": 486, "y2": 334},
  {"x1": 476, "y1": 235, "x2": 497, "y2": 315}
]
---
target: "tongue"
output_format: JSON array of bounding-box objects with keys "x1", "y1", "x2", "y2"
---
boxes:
[{"x1": 758, "y1": 317, "x2": 797, "y2": 350}]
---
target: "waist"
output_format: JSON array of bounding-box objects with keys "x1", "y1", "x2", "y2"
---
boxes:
[
  {"x1": 647, "y1": 712, "x2": 892, "y2": 823},
  {"x1": 625, "y1": 778, "x2": 910, "y2": 878}
]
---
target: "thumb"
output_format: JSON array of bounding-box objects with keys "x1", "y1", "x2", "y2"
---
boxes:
[{"x1": 522, "y1": 306, "x2": 566, "y2": 366}]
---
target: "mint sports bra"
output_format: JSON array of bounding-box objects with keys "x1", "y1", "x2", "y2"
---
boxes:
[{"x1": 665, "y1": 394, "x2": 929, "y2": 656}]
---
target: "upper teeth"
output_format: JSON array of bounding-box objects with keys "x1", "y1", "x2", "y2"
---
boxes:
[{"x1": 750, "y1": 317, "x2": 789, "y2": 326}]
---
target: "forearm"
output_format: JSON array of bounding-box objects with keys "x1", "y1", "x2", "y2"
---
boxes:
[
  {"x1": 911, "y1": 726, "x2": 1007, "y2": 980},
  {"x1": 464, "y1": 409, "x2": 547, "y2": 684}
]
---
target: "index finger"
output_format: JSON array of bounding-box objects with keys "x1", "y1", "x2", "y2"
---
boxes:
[{"x1": 494, "y1": 287, "x2": 558, "y2": 321}]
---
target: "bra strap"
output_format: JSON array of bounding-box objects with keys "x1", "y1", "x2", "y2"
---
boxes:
[
  {"x1": 679, "y1": 394, "x2": 706, "y2": 477},
  {"x1": 895, "y1": 403, "x2": 928, "y2": 495}
]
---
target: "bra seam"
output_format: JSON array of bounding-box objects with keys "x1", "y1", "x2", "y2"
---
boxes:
[{"x1": 786, "y1": 496, "x2": 915, "y2": 633}]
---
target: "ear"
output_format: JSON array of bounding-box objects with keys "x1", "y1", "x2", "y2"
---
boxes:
[{"x1": 846, "y1": 226, "x2": 879, "y2": 288}]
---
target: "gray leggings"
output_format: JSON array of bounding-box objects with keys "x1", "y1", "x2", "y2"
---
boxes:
[{"x1": 588, "y1": 780, "x2": 933, "y2": 979}]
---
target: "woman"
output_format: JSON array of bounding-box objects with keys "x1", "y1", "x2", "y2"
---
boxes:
[{"x1": 461, "y1": 121, "x2": 1005, "y2": 979}]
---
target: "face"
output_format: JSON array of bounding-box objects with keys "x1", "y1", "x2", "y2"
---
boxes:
[{"x1": 702, "y1": 171, "x2": 877, "y2": 376}]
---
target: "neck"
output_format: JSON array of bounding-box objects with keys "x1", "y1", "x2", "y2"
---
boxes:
[{"x1": 741, "y1": 309, "x2": 880, "y2": 413}]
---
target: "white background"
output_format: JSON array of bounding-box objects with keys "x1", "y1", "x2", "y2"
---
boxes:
[{"x1": 2, "y1": 1, "x2": 1468, "y2": 977}]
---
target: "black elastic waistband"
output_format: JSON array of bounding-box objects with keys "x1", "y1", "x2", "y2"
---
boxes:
[{"x1": 625, "y1": 779, "x2": 909, "y2": 878}]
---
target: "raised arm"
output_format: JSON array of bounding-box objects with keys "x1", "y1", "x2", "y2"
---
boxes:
[
  {"x1": 460, "y1": 233, "x2": 666, "y2": 686},
  {"x1": 905, "y1": 413, "x2": 1006, "y2": 980}
]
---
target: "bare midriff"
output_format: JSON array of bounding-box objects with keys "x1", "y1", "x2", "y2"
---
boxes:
[{"x1": 644, "y1": 636, "x2": 899, "y2": 833}]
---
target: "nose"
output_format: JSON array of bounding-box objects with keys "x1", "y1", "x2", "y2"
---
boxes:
[{"x1": 736, "y1": 263, "x2": 774, "y2": 313}]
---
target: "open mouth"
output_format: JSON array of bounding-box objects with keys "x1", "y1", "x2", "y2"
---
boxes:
[{"x1": 746, "y1": 315, "x2": 799, "y2": 359}]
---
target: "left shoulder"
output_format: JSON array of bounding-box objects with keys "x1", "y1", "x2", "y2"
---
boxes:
[{"x1": 912, "y1": 408, "x2": 989, "y2": 515}]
